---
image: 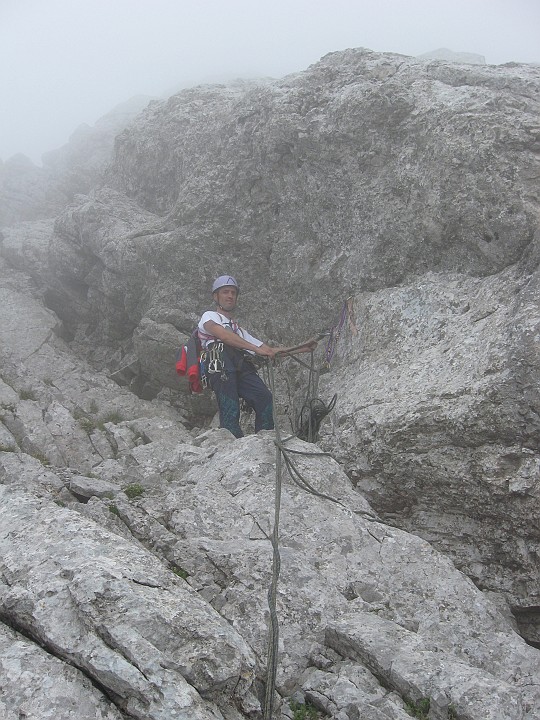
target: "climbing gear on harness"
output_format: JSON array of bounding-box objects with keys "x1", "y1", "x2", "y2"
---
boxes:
[
  {"x1": 206, "y1": 342, "x2": 225, "y2": 375},
  {"x1": 199, "y1": 350, "x2": 208, "y2": 389},
  {"x1": 212, "y1": 275, "x2": 240, "y2": 294},
  {"x1": 176, "y1": 328, "x2": 232, "y2": 393}
]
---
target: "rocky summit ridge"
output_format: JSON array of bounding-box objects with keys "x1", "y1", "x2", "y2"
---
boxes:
[{"x1": 0, "y1": 48, "x2": 539, "y2": 719}]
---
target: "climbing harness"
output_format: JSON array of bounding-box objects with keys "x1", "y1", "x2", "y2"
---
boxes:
[{"x1": 198, "y1": 340, "x2": 228, "y2": 388}]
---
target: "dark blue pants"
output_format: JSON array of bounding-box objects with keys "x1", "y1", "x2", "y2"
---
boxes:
[{"x1": 209, "y1": 351, "x2": 274, "y2": 438}]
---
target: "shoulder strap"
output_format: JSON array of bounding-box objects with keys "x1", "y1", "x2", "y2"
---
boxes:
[{"x1": 215, "y1": 312, "x2": 240, "y2": 335}]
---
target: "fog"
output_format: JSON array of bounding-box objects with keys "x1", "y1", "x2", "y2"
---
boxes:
[{"x1": 1, "y1": 0, "x2": 539, "y2": 164}]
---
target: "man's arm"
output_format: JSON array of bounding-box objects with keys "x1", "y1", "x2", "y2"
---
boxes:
[{"x1": 203, "y1": 320, "x2": 279, "y2": 358}]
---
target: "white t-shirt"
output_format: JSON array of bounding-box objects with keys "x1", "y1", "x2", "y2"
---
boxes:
[{"x1": 197, "y1": 311, "x2": 263, "y2": 353}]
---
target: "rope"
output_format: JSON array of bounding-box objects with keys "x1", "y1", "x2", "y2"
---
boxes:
[
  {"x1": 305, "y1": 351, "x2": 317, "y2": 442},
  {"x1": 287, "y1": 349, "x2": 336, "y2": 443},
  {"x1": 261, "y1": 357, "x2": 375, "y2": 718},
  {"x1": 263, "y1": 360, "x2": 282, "y2": 720},
  {"x1": 260, "y1": 306, "x2": 359, "y2": 715}
]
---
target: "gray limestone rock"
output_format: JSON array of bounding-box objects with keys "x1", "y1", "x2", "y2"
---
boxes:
[
  {"x1": 0, "y1": 450, "x2": 65, "y2": 497},
  {"x1": 318, "y1": 267, "x2": 540, "y2": 641},
  {"x1": 0, "y1": 426, "x2": 18, "y2": 452},
  {"x1": 299, "y1": 663, "x2": 413, "y2": 719},
  {"x1": 0, "y1": 218, "x2": 55, "y2": 279},
  {"x1": 69, "y1": 475, "x2": 121, "y2": 500},
  {"x1": 0, "y1": 484, "x2": 257, "y2": 719},
  {"x1": 0, "y1": 622, "x2": 124, "y2": 720},
  {"x1": 130, "y1": 432, "x2": 540, "y2": 716},
  {"x1": 0, "y1": 47, "x2": 539, "y2": 719},
  {"x1": 326, "y1": 612, "x2": 531, "y2": 719},
  {"x1": 0, "y1": 377, "x2": 19, "y2": 408},
  {"x1": 0, "y1": 263, "x2": 60, "y2": 361}
]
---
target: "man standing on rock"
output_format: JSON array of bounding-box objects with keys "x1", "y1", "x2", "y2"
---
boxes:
[{"x1": 198, "y1": 275, "x2": 282, "y2": 438}]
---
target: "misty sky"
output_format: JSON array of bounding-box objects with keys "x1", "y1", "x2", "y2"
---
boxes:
[{"x1": 1, "y1": 0, "x2": 539, "y2": 164}]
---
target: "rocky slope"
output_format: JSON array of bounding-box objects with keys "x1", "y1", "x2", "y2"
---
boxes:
[
  {"x1": 0, "y1": 48, "x2": 539, "y2": 718},
  {"x1": 1, "y1": 256, "x2": 539, "y2": 719}
]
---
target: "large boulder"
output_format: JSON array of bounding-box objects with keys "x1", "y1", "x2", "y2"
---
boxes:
[
  {"x1": 318, "y1": 260, "x2": 540, "y2": 642},
  {"x1": 99, "y1": 50, "x2": 538, "y2": 342}
]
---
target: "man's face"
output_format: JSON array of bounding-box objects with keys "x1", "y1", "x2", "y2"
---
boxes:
[{"x1": 214, "y1": 286, "x2": 238, "y2": 311}]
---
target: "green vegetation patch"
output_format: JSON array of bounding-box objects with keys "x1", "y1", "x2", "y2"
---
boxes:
[
  {"x1": 289, "y1": 700, "x2": 319, "y2": 719},
  {"x1": 405, "y1": 698, "x2": 430, "y2": 719},
  {"x1": 124, "y1": 483, "x2": 145, "y2": 499},
  {"x1": 77, "y1": 408, "x2": 125, "y2": 434},
  {"x1": 20, "y1": 389, "x2": 37, "y2": 401},
  {"x1": 100, "y1": 411, "x2": 124, "y2": 426},
  {"x1": 171, "y1": 565, "x2": 190, "y2": 580},
  {"x1": 78, "y1": 416, "x2": 99, "y2": 432},
  {"x1": 30, "y1": 450, "x2": 50, "y2": 466}
]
